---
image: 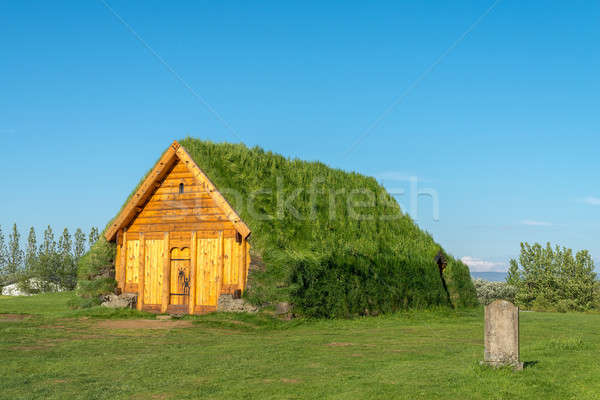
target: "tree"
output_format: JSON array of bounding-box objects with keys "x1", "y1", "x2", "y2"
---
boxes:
[
  {"x1": 58, "y1": 228, "x2": 72, "y2": 258},
  {"x1": 37, "y1": 225, "x2": 59, "y2": 286},
  {"x1": 89, "y1": 227, "x2": 99, "y2": 247},
  {"x1": 40, "y1": 225, "x2": 56, "y2": 256},
  {"x1": 57, "y1": 228, "x2": 78, "y2": 290},
  {"x1": 506, "y1": 259, "x2": 520, "y2": 286},
  {"x1": 7, "y1": 223, "x2": 24, "y2": 274},
  {"x1": 25, "y1": 227, "x2": 38, "y2": 272},
  {"x1": 507, "y1": 242, "x2": 598, "y2": 311},
  {"x1": 0, "y1": 226, "x2": 7, "y2": 275},
  {"x1": 74, "y1": 228, "x2": 86, "y2": 260}
]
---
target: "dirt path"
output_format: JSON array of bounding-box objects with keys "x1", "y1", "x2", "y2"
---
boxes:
[
  {"x1": 96, "y1": 319, "x2": 193, "y2": 329},
  {"x1": 0, "y1": 313, "x2": 30, "y2": 321}
]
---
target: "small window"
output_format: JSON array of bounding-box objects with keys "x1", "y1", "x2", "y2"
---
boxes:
[{"x1": 179, "y1": 183, "x2": 184, "y2": 194}]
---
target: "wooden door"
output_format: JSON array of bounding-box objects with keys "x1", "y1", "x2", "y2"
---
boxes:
[
  {"x1": 195, "y1": 238, "x2": 220, "y2": 308},
  {"x1": 143, "y1": 239, "x2": 165, "y2": 308},
  {"x1": 170, "y1": 247, "x2": 191, "y2": 308}
]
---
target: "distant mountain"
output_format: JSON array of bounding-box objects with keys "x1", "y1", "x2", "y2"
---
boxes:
[{"x1": 469, "y1": 271, "x2": 507, "y2": 282}]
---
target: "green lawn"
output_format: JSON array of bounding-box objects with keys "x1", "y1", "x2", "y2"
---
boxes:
[{"x1": 1, "y1": 293, "x2": 599, "y2": 399}]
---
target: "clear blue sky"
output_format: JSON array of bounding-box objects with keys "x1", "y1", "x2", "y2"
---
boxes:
[{"x1": 1, "y1": 1, "x2": 599, "y2": 273}]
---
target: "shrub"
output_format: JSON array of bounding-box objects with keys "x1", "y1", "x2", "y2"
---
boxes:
[
  {"x1": 289, "y1": 247, "x2": 450, "y2": 318},
  {"x1": 72, "y1": 238, "x2": 117, "y2": 308},
  {"x1": 445, "y1": 259, "x2": 479, "y2": 308},
  {"x1": 508, "y1": 242, "x2": 599, "y2": 311},
  {"x1": 472, "y1": 279, "x2": 516, "y2": 305},
  {"x1": 78, "y1": 237, "x2": 115, "y2": 280}
]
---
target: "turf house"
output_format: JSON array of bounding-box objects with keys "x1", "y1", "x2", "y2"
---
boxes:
[
  {"x1": 102, "y1": 138, "x2": 477, "y2": 317},
  {"x1": 104, "y1": 141, "x2": 251, "y2": 314}
]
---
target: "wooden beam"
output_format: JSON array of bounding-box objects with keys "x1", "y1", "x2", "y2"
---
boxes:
[
  {"x1": 161, "y1": 232, "x2": 170, "y2": 313},
  {"x1": 119, "y1": 231, "x2": 127, "y2": 289},
  {"x1": 104, "y1": 141, "x2": 181, "y2": 242},
  {"x1": 188, "y1": 231, "x2": 197, "y2": 315},
  {"x1": 216, "y1": 230, "x2": 224, "y2": 299},
  {"x1": 137, "y1": 233, "x2": 145, "y2": 311},
  {"x1": 239, "y1": 239, "x2": 246, "y2": 293}
]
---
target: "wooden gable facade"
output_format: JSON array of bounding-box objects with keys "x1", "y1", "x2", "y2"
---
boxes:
[{"x1": 104, "y1": 141, "x2": 251, "y2": 314}]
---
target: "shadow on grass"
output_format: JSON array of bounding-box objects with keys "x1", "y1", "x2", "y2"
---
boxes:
[{"x1": 524, "y1": 361, "x2": 540, "y2": 369}]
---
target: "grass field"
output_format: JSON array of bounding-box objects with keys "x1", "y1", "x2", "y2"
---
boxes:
[{"x1": 1, "y1": 293, "x2": 599, "y2": 399}]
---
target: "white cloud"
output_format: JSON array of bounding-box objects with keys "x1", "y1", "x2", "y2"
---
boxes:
[
  {"x1": 374, "y1": 171, "x2": 416, "y2": 182},
  {"x1": 582, "y1": 196, "x2": 600, "y2": 206},
  {"x1": 374, "y1": 171, "x2": 432, "y2": 183},
  {"x1": 521, "y1": 219, "x2": 552, "y2": 227},
  {"x1": 461, "y1": 256, "x2": 506, "y2": 272}
]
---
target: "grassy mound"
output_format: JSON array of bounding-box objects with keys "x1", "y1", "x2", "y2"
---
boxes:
[{"x1": 177, "y1": 138, "x2": 477, "y2": 316}]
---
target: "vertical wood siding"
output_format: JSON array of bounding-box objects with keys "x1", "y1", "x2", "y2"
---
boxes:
[
  {"x1": 143, "y1": 239, "x2": 165, "y2": 305},
  {"x1": 114, "y1": 243, "x2": 123, "y2": 288},
  {"x1": 195, "y1": 237, "x2": 220, "y2": 307},
  {"x1": 126, "y1": 240, "x2": 140, "y2": 284}
]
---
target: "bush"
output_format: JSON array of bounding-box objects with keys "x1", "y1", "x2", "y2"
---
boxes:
[
  {"x1": 444, "y1": 260, "x2": 479, "y2": 308},
  {"x1": 289, "y1": 247, "x2": 450, "y2": 318},
  {"x1": 508, "y1": 242, "x2": 599, "y2": 312},
  {"x1": 472, "y1": 279, "x2": 516, "y2": 305},
  {"x1": 72, "y1": 238, "x2": 117, "y2": 308},
  {"x1": 78, "y1": 237, "x2": 115, "y2": 280}
]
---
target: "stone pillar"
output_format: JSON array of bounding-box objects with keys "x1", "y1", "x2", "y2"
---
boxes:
[{"x1": 483, "y1": 299, "x2": 523, "y2": 370}]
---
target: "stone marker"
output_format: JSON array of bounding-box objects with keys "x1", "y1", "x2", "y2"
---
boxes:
[
  {"x1": 101, "y1": 293, "x2": 137, "y2": 309},
  {"x1": 483, "y1": 299, "x2": 523, "y2": 370}
]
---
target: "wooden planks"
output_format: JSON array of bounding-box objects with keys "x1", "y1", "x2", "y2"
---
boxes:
[
  {"x1": 161, "y1": 232, "x2": 170, "y2": 313},
  {"x1": 124, "y1": 283, "x2": 138, "y2": 293},
  {"x1": 142, "y1": 199, "x2": 217, "y2": 211},
  {"x1": 105, "y1": 142, "x2": 181, "y2": 242},
  {"x1": 188, "y1": 232, "x2": 197, "y2": 314},
  {"x1": 126, "y1": 240, "x2": 140, "y2": 284},
  {"x1": 143, "y1": 239, "x2": 165, "y2": 306},
  {"x1": 136, "y1": 233, "x2": 145, "y2": 311},
  {"x1": 222, "y1": 237, "x2": 234, "y2": 286},
  {"x1": 126, "y1": 159, "x2": 235, "y2": 235},
  {"x1": 241, "y1": 239, "x2": 248, "y2": 293},
  {"x1": 127, "y1": 222, "x2": 233, "y2": 234},
  {"x1": 115, "y1": 236, "x2": 123, "y2": 289},
  {"x1": 143, "y1": 192, "x2": 214, "y2": 202},
  {"x1": 117, "y1": 231, "x2": 127, "y2": 289},
  {"x1": 153, "y1": 185, "x2": 205, "y2": 196},
  {"x1": 134, "y1": 208, "x2": 223, "y2": 217},
  {"x1": 216, "y1": 231, "x2": 224, "y2": 303},
  {"x1": 194, "y1": 305, "x2": 217, "y2": 314},
  {"x1": 105, "y1": 140, "x2": 251, "y2": 246},
  {"x1": 195, "y1": 237, "x2": 220, "y2": 307},
  {"x1": 131, "y1": 215, "x2": 229, "y2": 225}
]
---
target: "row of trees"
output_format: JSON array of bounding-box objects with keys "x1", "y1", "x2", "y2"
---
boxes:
[
  {"x1": 0, "y1": 224, "x2": 100, "y2": 291},
  {"x1": 507, "y1": 242, "x2": 599, "y2": 312}
]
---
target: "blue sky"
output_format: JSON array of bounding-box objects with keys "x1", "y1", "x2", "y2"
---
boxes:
[{"x1": 1, "y1": 1, "x2": 599, "y2": 273}]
